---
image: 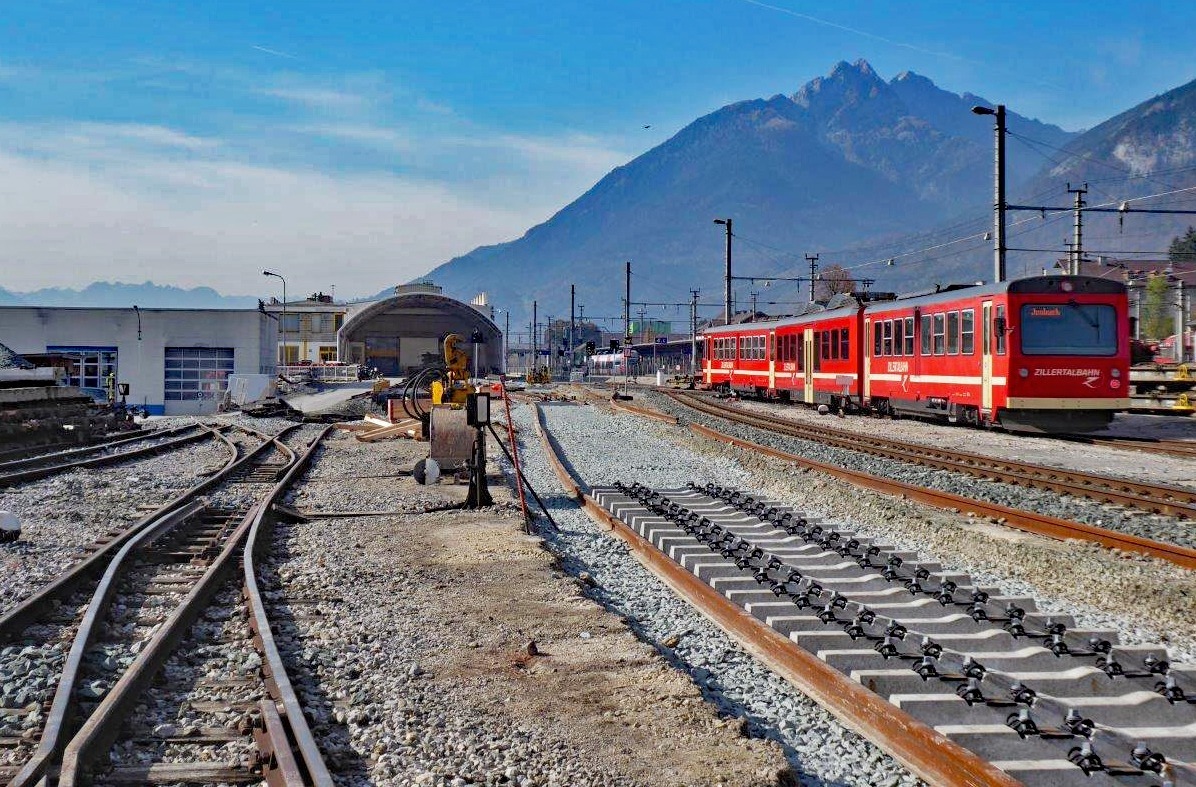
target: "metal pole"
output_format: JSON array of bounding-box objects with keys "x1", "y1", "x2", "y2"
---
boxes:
[
  {"x1": 569, "y1": 284, "x2": 576, "y2": 370},
  {"x1": 690, "y1": 289, "x2": 699, "y2": 377},
  {"x1": 624, "y1": 261, "x2": 631, "y2": 345},
  {"x1": 1177, "y1": 280, "x2": 1186, "y2": 363},
  {"x1": 1069, "y1": 183, "x2": 1087, "y2": 275},
  {"x1": 994, "y1": 105, "x2": 1007, "y2": 282},
  {"x1": 532, "y1": 300, "x2": 537, "y2": 376},
  {"x1": 805, "y1": 254, "x2": 819, "y2": 303},
  {"x1": 504, "y1": 311, "x2": 509, "y2": 374},
  {"x1": 724, "y1": 219, "x2": 733, "y2": 324}
]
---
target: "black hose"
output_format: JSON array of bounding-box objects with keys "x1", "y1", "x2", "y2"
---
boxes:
[{"x1": 487, "y1": 422, "x2": 559, "y2": 533}]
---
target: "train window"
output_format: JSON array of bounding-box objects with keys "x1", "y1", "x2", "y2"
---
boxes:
[
  {"x1": 995, "y1": 305, "x2": 1007, "y2": 355},
  {"x1": 947, "y1": 311, "x2": 960, "y2": 354},
  {"x1": 840, "y1": 328, "x2": 850, "y2": 360},
  {"x1": 933, "y1": 313, "x2": 945, "y2": 355},
  {"x1": 814, "y1": 331, "x2": 822, "y2": 371},
  {"x1": 903, "y1": 317, "x2": 915, "y2": 355},
  {"x1": 882, "y1": 320, "x2": 893, "y2": 356},
  {"x1": 893, "y1": 319, "x2": 904, "y2": 356},
  {"x1": 920, "y1": 314, "x2": 931, "y2": 355},
  {"x1": 873, "y1": 323, "x2": 882, "y2": 356},
  {"x1": 961, "y1": 310, "x2": 975, "y2": 354}
]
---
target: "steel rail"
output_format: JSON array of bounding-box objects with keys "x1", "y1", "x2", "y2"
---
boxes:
[
  {"x1": 6, "y1": 426, "x2": 301, "y2": 787},
  {"x1": 687, "y1": 421, "x2": 1196, "y2": 569},
  {"x1": 667, "y1": 391, "x2": 1196, "y2": 520},
  {"x1": 0, "y1": 426, "x2": 238, "y2": 643},
  {"x1": 55, "y1": 426, "x2": 310, "y2": 787},
  {"x1": 0, "y1": 424, "x2": 215, "y2": 488},
  {"x1": 530, "y1": 403, "x2": 1021, "y2": 787},
  {"x1": 609, "y1": 397, "x2": 680, "y2": 424},
  {"x1": 243, "y1": 425, "x2": 335, "y2": 787},
  {"x1": 0, "y1": 425, "x2": 181, "y2": 471}
]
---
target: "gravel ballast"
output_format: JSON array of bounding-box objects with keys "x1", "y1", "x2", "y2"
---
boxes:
[
  {"x1": 612, "y1": 391, "x2": 1196, "y2": 665},
  {"x1": 645, "y1": 391, "x2": 1196, "y2": 550},
  {"x1": 518, "y1": 402, "x2": 916, "y2": 787},
  {"x1": 0, "y1": 436, "x2": 233, "y2": 614}
]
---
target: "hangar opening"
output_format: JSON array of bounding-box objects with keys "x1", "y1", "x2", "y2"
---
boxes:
[{"x1": 339, "y1": 284, "x2": 502, "y2": 376}]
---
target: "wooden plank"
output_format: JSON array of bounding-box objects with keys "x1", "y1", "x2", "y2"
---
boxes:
[{"x1": 103, "y1": 762, "x2": 258, "y2": 784}]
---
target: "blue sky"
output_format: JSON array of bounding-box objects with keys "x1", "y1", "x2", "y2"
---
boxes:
[{"x1": 1, "y1": 0, "x2": 1192, "y2": 297}]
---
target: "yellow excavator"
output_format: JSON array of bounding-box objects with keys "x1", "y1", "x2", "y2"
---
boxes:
[{"x1": 431, "y1": 332, "x2": 472, "y2": 405}]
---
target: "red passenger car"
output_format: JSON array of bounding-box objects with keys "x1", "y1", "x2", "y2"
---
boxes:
[
  {"x1": 862, "y1": 275, "x2": 1129, "y2": 432},
  {"x1": 700, "y1": 275, "x2": 1130, "y2": 433},
  {"x1": 703, "y1": 304, "x2": 864, "y2": 411}
]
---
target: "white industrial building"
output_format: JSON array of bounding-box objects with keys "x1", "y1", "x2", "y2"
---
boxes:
[{"x1": 0, "y1": 307, "x2": 276, "y2": 415}]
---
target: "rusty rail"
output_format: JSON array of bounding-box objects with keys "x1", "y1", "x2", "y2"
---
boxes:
[
  {"x1": 666, "y1": 390, "x2": 1196, "y2": 521},
  {"x1": 530, "y1": 403, "x2": 1022, "y2": 787},
  {"x1": 11, "y1": 426, "x2": 308, "y2": 787},
  {"x1": 0, "y1": 424, "x2": 214, "y2": 488},
  {"x1": 243, "y1": 425, "x2": 335, "y2": 787},
  {"x1": 0, "y1": 426, "x2": 240, "y2": 644},
  {"x1": 689, "y1": 421, "x2": 1196, "y2": 570}
]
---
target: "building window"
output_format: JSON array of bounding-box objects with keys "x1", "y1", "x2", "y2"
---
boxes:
[
  {"x1": 164, "y1": 347, "x2": 234, "y2": 401},
  {"x1": 319, "y1": 345, "x2": 338, "y2": 362},
  {"x1": 280, "y1": 314, "x2": 300, "y2": 332},
  {"x1": 47, "y1": 346, "x2": 117, "y2": 391}
]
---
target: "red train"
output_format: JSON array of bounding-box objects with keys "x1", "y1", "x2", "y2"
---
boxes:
[{"x1": 701, "y1": 275, "x2": 1130, "y2": 433}]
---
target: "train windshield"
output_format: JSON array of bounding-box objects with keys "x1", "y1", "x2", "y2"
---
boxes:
[{"x1": 1019, "y1": 302, "x2": 1118, "y2": 356}]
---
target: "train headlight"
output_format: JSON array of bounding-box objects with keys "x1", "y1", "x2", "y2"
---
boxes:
[
  {"x1": 1111, "y1": 368, "x2": 1121, "y2": 378},
  {"x1": 1018, "y1": 368, "x2": 1029, "y2": 378}
]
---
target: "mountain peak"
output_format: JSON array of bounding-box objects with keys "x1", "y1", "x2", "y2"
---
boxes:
[{"x1": 793, "y1": 58, "x2": 888, "y2": 109}]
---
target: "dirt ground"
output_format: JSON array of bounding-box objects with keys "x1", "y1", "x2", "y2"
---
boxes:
[{"x1": 286, "y1": 432, "x2": 794, "y2": 786}]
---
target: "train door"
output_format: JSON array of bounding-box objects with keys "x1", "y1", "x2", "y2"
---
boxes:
[
  {"x1": 768, "y1": 331, "x2": 777, "y2": 390},
  {"x1": 862, "y1": 317, "x2": 872, "y2": 402},
  {"x1": 802, "y1": 328, "x2": 814, "y2": 404},
  {"x1": 981, "y1": 301, "x2": 993, "y2": 412}
]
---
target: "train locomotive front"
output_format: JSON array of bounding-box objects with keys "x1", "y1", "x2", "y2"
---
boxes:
[{"x1": 997, "y1": 276, "x2": 1129, "y2": 432}]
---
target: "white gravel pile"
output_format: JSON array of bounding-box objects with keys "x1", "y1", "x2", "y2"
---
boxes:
[
  {"x1": 0, "y1": 438, "x2": 232, "y2": 615},
  {"x1": 513, "y1": 402, "x2": 916, "y2": 787},
  {"x1": 645, "y1": 392, "x2": 1196, "y2": 550}
]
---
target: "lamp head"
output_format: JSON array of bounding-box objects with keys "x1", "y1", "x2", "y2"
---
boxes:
[
  {"x1": 713, "y1": 219, "x2": 727, "y2": 225},
  {"x1": 971, "y1": 105, "x2": 995, "y2": 116}
]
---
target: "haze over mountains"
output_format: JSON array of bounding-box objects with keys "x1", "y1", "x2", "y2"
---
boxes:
[{"x1": 13, "y1": 60, "x2": 1196, "y2": 328}]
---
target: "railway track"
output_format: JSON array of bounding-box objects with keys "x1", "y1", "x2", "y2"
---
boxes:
[
  {"x1": 0, "y1": 423, "x2": 332, "y2": 786},
  {"x1": 664, "y1": 391, "x2": 1196, "y2": 522},
  {"x1": 1074, "y1": 434, "x2": 1196, "y2": 459},
  {"x1": 0, "y1": 423, "x2": 214, "y2": 489},
  {"x1": 532, "y1": 403, "x2": 1196, "y2": 787}
]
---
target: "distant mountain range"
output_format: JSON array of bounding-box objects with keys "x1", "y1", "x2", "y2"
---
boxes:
[
  {"x1": 421, "y1": 60, "x2": 1196, "y2": 327},
  {"x1": 0, "y1": 281, "x2": 259, "y2": 309},
  {"x1": 12, "y1": 61, "x2": 1196, "y2": 327}
]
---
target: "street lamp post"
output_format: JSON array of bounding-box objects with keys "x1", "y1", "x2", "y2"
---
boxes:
[
  {"x1": 971, "y1": 104, "x2": 1006, "y2": 283},
  {"x1": 262, "y1": 270, "x2": 287, "y2": 367},
  {"x1": 713, "y1": 219, "x2": 732, "y2": 324}
]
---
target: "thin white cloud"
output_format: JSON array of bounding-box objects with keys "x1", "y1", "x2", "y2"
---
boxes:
[
  {"x1": 257, "y1": 86, "x2": 373, "y2": 111},
  {"x1": 290, "y1": 122, "x2": 413, "y2": 153},
  {"x1": 0, "y1": 122, "x2": 560, "y2": 296}
]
